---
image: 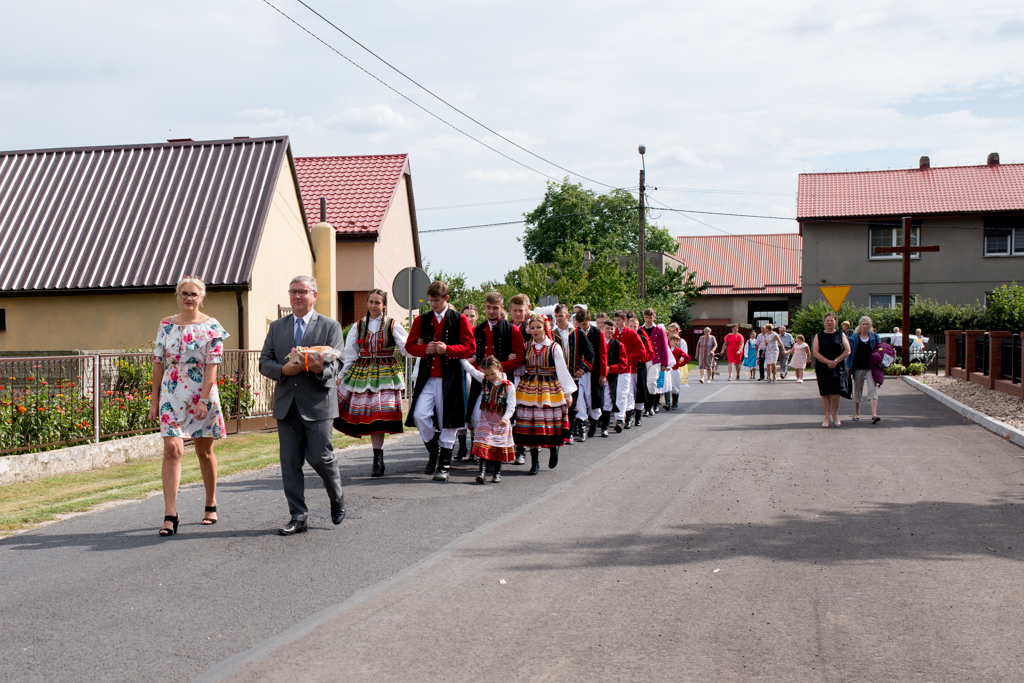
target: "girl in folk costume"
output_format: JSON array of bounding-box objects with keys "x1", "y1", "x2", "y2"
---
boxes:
[
  {"x1": 515, "y1": 315, "x2": 577, "y2": 475},
  {"x1": 462, "y1": 356, "x2": 517, "y2": 484},
  {"x1": 742, "y1": 329, "x2": 758, "y2": 379},
  {"x1": 667, "y1": 334, "x2": 691, "y2": 410},
  {"x1": 334, "y1": 289, "x2": 408, "y2": 477}
]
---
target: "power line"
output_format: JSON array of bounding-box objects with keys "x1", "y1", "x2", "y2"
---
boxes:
[
  {"x1": 655, "y1": 186, "x2": 795, "y2": 197},
  {"x1": 284, "y1": 0, "x2": 623, "y2": 190},
  {"x1": 419, "y1": 220, "x2": 525, "y2": 234},
  {"x1": 418, "y1": 197, "x2": 543, "y2": 211},
  {"x1": 261, "y1": 0, "x2": 561, "y2": 184}
]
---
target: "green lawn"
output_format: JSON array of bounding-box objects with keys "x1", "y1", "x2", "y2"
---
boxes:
[{"x1": 0, "y1": 429, "x2": 410, "y2": 535}]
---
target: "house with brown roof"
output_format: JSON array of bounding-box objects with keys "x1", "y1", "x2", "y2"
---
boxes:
[
  {"x1": 673, "y1": 233, "x2": 802, "y2": 328},
  {"x1": 0, "y1": 136, "x2": 323, "y2": 352},
  {"x1": 797, "y1": 153, "x2": 1024, "y2": 309},
  {"x1": 294, "y1": 154, "x2": 422, "y2": 326}
]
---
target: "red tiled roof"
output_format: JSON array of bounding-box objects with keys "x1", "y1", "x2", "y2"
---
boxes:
[
  {"x1": 673, "y1": 233, "x2": 802, "y2": 296},
  {"x1": 797, "y1": 163, "x2": 1024, "y2": 220},
  {"x1": 294, "y1": 154, "x2": 409, "y2": 234}
]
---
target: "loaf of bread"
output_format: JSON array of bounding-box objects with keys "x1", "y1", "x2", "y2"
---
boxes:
[{"x1": 288, "y1": 346, "x2": 340, "y2": 364}]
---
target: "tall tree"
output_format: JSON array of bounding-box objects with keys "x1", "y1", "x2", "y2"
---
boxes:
[{"x1": 522, "y1": 178, "x2": 676, "y2": 264}]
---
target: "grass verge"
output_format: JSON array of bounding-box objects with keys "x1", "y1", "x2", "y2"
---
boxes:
[{"x1": 0, "y1": 429, "x2": 411, "y2": 535}]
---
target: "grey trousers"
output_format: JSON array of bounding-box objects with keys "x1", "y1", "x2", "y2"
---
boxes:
[{"x1": 278, "y1": 402, "x2": 344, "y2": 520}]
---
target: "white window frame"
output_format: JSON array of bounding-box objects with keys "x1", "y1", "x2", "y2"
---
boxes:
[
  {"x1": 983, "y1": 227, "x2": 1024, "y2": 257},
  {"x1": 869, "y1": 224, "x2": 921, "y2": 260},
  {"x1": 868, "y1": 294, "x2": 917, "y2": 309}
]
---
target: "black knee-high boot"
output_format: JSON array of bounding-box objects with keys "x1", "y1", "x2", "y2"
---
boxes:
[
  {"x1": 672, "y1": 393, "x2": 679, "y2": 409},
  {"x1": 529, "y1": 448, "x2": 540, "y2": 475},
  {"x1": 600, "y1": 412, "x2": 610, "y2": 437},
  {"x1": 476, "y1": 458, "x2": 487, "y2": 484},
  {"x1": 424, "y1": 435, "x2": 440, "y2": 474},
  {"x1": 548, "y1": 447, "x2": 559, "y2": 469},
  {"x1": 634, "y1": 408, "x2": 643, "y2": 427},
  {"x1": 455, "y1": 433, "x2": 468, "y2": 460}
]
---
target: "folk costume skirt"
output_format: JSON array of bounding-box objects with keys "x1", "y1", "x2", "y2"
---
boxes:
[
  {"x1": 513, "y1": 373, "x2": 570, "y2": 448},
  {"x1": 472, "y1": 409, "x2": 515, "y2": 462},
  {"x1": 335, "y1": 358, "x2": 404, "y2": 436}
]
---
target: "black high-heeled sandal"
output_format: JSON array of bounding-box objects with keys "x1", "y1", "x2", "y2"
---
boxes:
[
  {"x1": 159, "y1": 514, "x2": 179, "y2": 536},
  {"x1": 202, "y1": 506, "x2": 217, "y2": 525}
]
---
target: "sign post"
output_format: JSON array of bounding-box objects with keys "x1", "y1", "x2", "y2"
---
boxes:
[
  {"x1": 392, "y1": 267, "x2": 431, "y2": 398},
  {"x1": 873, "y1": 216, "x2": 940, "y2": 366}
]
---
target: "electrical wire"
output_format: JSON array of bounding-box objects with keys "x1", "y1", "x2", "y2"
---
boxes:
[
  {"x1": 654, "y1": 186, "x2": 795, "y2": 197},
  {"x1": 294, "y1": 0, "x2": 621, "y2": 190},
  {"x1": 261, "y1": 0, "x2": 563, "y2": 184},
  {"x1": 418, "y1": 197, "x2": 543, "y2": 211},
  {"x1": 278, "y1": 0, "x2": 624, "y2": 190}
]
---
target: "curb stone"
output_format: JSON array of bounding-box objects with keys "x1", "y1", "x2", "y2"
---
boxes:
[{"x1": 903, "y1": 375, "x2": 1024, "y2": 450}]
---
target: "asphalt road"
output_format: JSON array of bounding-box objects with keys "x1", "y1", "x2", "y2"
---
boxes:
[{"x1": 3, "y1": 378, "x2": 1024, "y2": 682}]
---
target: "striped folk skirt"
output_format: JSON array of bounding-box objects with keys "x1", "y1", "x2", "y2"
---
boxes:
[
  {"x1": 472, "y1": 409, "x2": 515, "y2": 462},
  {"x1": 513, "y1": 374, "x2": 570, "y2": 448},
  {"x1": 334, "y1": 358, "x2": 404, "y2": 436}
]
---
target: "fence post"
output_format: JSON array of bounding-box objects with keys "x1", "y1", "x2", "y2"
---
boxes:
[
  {"x1": 988, "y1": 331, "x2": 1011, "y2": 390},
  {"x1": 93, "y1": 354, "x2": 101, "y2": 444},
  {"x1": 944, "y1": 330, "x2": 961, "y2": 376}
]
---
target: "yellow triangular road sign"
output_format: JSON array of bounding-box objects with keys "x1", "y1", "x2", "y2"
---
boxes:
[{"x1": 820, "y1": 286, "x2": 851, "y2": 312}]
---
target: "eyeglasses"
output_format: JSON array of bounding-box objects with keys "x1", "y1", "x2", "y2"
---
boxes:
[
  {"x1": 179, "y1": 292, "x2": 201, "y2": 300},
  {"x1": 288, "y1": 289, "x2": 313, "y2": 296}
]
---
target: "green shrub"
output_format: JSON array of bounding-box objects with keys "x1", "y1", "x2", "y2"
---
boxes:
[
  {"x1": 791, "y1": 298, "x2": 989, "y2": 341},
  {"x1": 885, "y1": 363, "x2": 907, "y2": 376},
  {"x1": 986, "y1": 283, "x2": 1024, "y2": 332},
  {"x1": 907, "y1": 362, "x2": 926, "y2": 376}
]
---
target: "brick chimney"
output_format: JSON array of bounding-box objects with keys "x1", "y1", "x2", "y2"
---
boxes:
[
  {"x1": 988, "y1": 152, "x2": 1000, "y2": 166},
  {"x1": 919, "y1": 156, "x2": 930, "y2": 169}
]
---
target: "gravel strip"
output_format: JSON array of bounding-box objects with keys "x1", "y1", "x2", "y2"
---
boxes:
[{"x1": 920, "y1": 375, "x2": 1024, "y2": 431}]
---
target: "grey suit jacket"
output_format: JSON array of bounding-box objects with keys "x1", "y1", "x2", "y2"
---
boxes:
[{"x1": 259, "y1": 311, "x2": 344, "y2": 422}]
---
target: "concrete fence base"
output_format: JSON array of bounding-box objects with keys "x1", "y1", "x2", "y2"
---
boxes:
[{"x1": 0, "y1": 433, "x2": 164, "y2": 486}]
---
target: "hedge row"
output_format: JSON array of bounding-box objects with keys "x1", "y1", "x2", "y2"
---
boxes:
[{"x1": 790, "y1": 283, "x2": 1024, "y2": 340}]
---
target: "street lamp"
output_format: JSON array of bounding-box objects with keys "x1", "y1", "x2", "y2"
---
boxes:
[{"x1": 638, "y1": 145, "x2": 646, "y2": 301}]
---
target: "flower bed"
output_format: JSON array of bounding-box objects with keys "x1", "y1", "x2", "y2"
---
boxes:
[{"x1": 919, "y1": 375, "x2": 1024, "y2": 432}]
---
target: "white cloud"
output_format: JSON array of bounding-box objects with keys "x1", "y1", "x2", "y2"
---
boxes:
[
  {"x1": 460, "y1": 169, "x2": 532, "y2": 185},
  {"x1": 339, "y1": 105, "x2": 408, "y2": 132}
]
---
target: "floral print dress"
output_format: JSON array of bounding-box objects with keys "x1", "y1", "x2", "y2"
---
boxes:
[{"x1": 153, "y1": 318, "x2": 229, "y2": 439}]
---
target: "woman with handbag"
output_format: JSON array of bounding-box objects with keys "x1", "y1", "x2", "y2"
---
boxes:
[
  {"x1": 812, "y1": 311, "x2": 851, "y2": 428},
  {"x1": 846, "y1": 316, "x2": 882, "y2": 424}
]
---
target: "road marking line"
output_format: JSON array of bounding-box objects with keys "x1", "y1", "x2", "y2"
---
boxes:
[{"x1": 192, "y1": 385, "x2": 729, "y2": 683}]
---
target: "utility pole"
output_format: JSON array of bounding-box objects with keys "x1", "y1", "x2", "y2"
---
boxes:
[{"x1": 638, "y1": 144, "x2": 646, "y2": 301}]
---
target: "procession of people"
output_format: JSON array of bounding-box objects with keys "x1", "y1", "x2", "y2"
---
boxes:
[{"x1": 155, "y1": 273, "x2": 899, "y2": 536}]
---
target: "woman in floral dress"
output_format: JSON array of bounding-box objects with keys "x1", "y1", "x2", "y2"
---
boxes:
[{"x1": 148, "y1": 276, "x2": 229, "y2": 536}]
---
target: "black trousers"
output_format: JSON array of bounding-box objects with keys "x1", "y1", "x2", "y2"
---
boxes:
[{"x1": 758, "y1": 350, "x2": 766, "y2": 379}]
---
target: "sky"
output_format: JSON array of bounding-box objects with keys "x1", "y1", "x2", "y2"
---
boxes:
[{"x1": 2, "y1": 0, "x2": 1023, "y2": 285}]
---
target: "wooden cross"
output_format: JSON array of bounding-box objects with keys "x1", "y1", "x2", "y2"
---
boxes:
[{"x1": 873, "y1": 216, "x2": 940, "y2": 366}]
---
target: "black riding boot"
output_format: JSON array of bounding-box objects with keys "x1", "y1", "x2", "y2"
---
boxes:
[
  {"x1": 371, "y1": 448, "x2": 385, "y2": 477},
  {"x1": 623, "y1": 411, "x2": 632, "y2": 429},
  {"x1": 491, "y1": 461, "x2": 502, "y2": 483},
  {"x1": 424, "y1": 435, "x2": 440, "y2": 475},
  {"x1": 529, "y1": 448, "x2": 540, "y2": 475},
  {"x1": 455, "y1": 434, "x2": 468, "y2": 460},
  {"x1": 548, "y1": 447, "x2": 559, "y2": 469},
  {"x1": 664, "y1": 393, "x2": 673, "y2": 411},
  {"x1": 587, "y1": 417, "x2": 598, "y2": 439},
  {"x1": 600, "y1": 412, "x2": 610, "y2": 437},
  {"x1": 434, "y1": 447, "x2": 453, "y2": 481},
  {"x1": 672, "y1": 393, "x2": 679, "y2": 409},
  {"x1": 476, "y1": 458, "x2": 488, "y2": 484},
  {"x1": 577, "y1": 419, "x2": 588, "y2": 442},
  {"x1": 634, "y1": 409, "x2": 643, "y2": 427}
]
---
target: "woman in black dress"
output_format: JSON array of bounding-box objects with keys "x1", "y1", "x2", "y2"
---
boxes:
[{"x1": 812, "y1": 311, "x2": 851, "y2": 427}]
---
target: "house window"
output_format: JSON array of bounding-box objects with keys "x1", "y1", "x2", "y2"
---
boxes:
[
  {"x1": 869, "y1": 294, "x2": 917, "y2": 309},
  {"x1": 0, "y1": 309, "x2": 5, "y2": 331},
  {"x1": 869, "y1": 221, "x2": 921, "y2": 259},
  {"x1": 983, "y1": 217, "x2": 1024, "y2": 256}
]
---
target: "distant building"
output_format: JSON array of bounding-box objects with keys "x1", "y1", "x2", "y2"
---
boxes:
[
  {"x1": 798, "y1": 154, "x2": 1024, "y2": 309},
  {"x1": 673, "y1": 234, "x2": 802, "y2": 328},
  {"x1": 294, "y1": 154, "x2": 422, "y2": 327},
  {"x1": 0, "y1": 136, "x2": 316, "y2": 353}
]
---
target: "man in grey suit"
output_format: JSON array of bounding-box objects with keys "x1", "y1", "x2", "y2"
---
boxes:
[{"x1": 259, "y1": 275, "x2": 346, "y2": 535}]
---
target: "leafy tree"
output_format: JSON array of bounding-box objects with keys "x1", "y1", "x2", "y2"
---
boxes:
[
  {"x1": 986, "y1": 282, "x2": 1024, "y2": 331},
  {"x1": 522, "y1": 178, "x2": 676, "y2": 264}
]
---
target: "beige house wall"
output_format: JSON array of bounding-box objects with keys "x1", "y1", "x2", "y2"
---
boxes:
[
  {"x1": 246, "y1": 163, "x2": 316, "y2": 346},
  {"x1": 0, "y1": 291, "x2": 239, "y2": 353},
  {"x1": 372, "y1": 178, "x2": 417, "y2": 300},
  {"x1": 335, "y1": 242, "x2": 375, "y2": 293}
]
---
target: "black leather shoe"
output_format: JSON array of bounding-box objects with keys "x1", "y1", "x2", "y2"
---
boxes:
[
  {"x1": 279, "y1": 519, "x2": 308, "y2": 535},
  {"x1": 587, "y1": 419, "x2": 597, "y2": 439},
  {"x1": 331, "y1": 496, "x2": 346, "y2": 525}
]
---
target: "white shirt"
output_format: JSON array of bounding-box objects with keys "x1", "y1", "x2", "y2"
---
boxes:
[
  {"x1": 892, "y1": 332, "x2": 903, "y2": 347},
  {"x1": 555, "y1": 324, "x2": 571, "y2": 348}
]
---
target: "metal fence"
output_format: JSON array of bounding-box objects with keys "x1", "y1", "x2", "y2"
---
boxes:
[
  {"x1": 1001, "y1": 334, "x2": 1022, "y2": 384},
  {"x1": 1, "y1": 350, "x2": 275, "y2": 456}
]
